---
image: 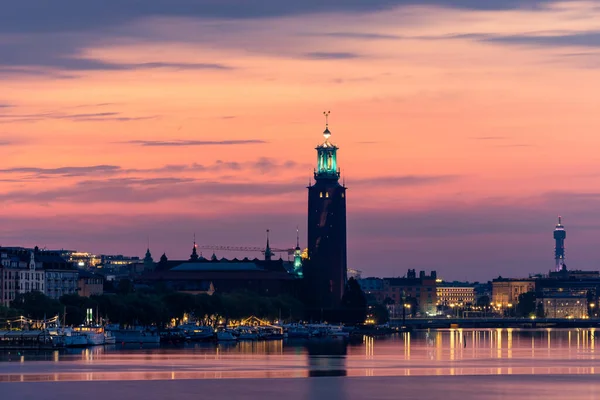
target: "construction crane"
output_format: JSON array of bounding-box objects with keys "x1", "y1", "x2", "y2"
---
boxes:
[{"x1": 196, "y1": 245, "x2": 295, "y2": 256}]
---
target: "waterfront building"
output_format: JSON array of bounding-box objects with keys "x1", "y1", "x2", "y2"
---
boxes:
[
  {"x1": 436, "y1": 281, "x2": 476, "y2": 307},
  {"x1": 77, "y1": 269, "x2": 104, "y2": 297},
  {"x1": 358, "y1": 277, "x2": 385, "y2": 304},
  {"x1": 537, "y1": 289, "x2": 588, "y2": 318},
  {"x1": 305, "y1": 113, "x2": 348, "y2": 311},
  {"x1": 382, "y1": 270, "x2": 438, "y2": 315},
  {"x1": 40, "y1": 252, "x2": 78, "y2": 300},
  {"x1": 492, "y1": 278, "x2": 536, "y2": 308},
  {"x1": 0, "y1": 250, "x2": 45, "y2": 306},
  {"x1": 141, "y1": 256, "x2": 295, "y2": 296}
]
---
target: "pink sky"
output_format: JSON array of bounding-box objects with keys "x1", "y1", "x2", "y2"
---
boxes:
[{"x1": 1, "y1": 1, "x2": 600, "y2": 280}]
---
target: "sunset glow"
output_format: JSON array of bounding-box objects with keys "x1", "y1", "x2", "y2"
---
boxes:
[{"x1": 2, "y1": 1, "x2": 600, "y2": 279}]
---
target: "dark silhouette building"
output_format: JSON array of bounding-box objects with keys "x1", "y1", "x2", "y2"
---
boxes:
[
  {"x1": 305, "y1": 114, "x2": 348, "y2": 312},
  {"x1": 554, "y1": 216, "x2": 566, "y2": 272}
]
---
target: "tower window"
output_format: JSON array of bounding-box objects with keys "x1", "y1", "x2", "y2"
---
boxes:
[
  {"x1": 341, "y1": 193, "x2": 345, "y2": 198},
  {"x1": 320, "y1": 192, "x2": 323, "y2": 198},
  {"x1": 325, "y1": 192, "x2": 329, "y2": 198}
]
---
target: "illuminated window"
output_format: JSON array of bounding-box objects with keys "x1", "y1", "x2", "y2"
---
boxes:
[
  {"x1": 325, "y1": 192, "x2": 329, "y2": 198},
  {"x1": 320, "y1": 192, "x2": 323, "y2": 198},
  {"x1": 341, "y1": 193, "x2": 345, "y2": 198}
]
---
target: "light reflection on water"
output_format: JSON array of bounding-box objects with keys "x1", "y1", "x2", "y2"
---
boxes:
[{"x1": 1, "y1": 328, "x2": 599, "y2": 382}]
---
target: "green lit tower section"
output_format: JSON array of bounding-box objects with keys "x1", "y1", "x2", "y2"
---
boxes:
[
  {"x1": 305, "y1": 112, "x2": 347, "y2": 312},
  {"x1": 294, "y1": 227, "x2": 303, "y2": 276}
]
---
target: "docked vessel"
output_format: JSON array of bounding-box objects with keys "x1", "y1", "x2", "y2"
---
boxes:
[
  {"x1": 105, "y1": 325, "x2": 160, "y2": 344},
  {"x1": 216, "y1": 329, "x2": 238, "y2": 342},
  {"x1": 178, "y1": 324, "x2": 215, "y2": 341}
]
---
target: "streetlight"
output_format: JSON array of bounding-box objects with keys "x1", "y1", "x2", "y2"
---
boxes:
[
  {"x1": 507, "y1": 303, "x2": 513, "y2": 318},
  {"x1": 590, "y1": 303, "x2": 596, "y2": 318}
]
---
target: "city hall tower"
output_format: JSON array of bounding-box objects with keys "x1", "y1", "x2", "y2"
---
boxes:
[{"x1": 305, "y1": 112, "x2": 347, "y2": 311}]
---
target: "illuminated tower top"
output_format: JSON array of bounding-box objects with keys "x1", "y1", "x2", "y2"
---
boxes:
[
  {"x1": 314, "y1": 111, "x2": 340, "y2": 181},
  {"x1": 294, "y1": 227, "x2": 303, "y2": 275},
  {"x1": 554, "y1": 216, "x2": 566, "y2": 272}
]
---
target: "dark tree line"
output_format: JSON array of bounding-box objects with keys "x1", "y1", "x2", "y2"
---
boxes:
[{"x1": 4, "y1": 289, "x2": 304, "y2": 327}]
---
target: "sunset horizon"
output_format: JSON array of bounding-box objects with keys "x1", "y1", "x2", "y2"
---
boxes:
[{"x1": 2, "y1": 1, "x2": 600, "y2": 281}]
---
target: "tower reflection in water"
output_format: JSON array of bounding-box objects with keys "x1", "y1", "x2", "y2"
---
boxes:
[{"x1": 306, "y1": 338, "x2": 348, "y2": 377}]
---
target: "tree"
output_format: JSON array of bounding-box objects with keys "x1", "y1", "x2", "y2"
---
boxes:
[
  {"x1": 516, "y1": 291, "x2": 536, "y2": 317},
  {"x1": 536, "y1": 302, "x2": 545, "y2": 318},
  {"x1": 11, "y1": 292, "x2": 62, "y2": 320},
  {"x1": 117, "y1": 279, "x2": 134, "y2": 295},
  {"x1": 340, "y1": 277, "x2": 367, "y2": 325},
  {"x1": 477, "y1": 295, "x2": 490, "y2": 309},
  {"x1": 370, "y1": 304, "x2": 389, "y2": 324}
]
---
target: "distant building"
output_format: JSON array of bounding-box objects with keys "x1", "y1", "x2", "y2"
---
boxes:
[
  {"x1": 381, "y1": 270, "x2": 438, "y2": 314},
  {"x1": 537, "y1": 289, "x2": 588, "y2": 318},
  {"x1": 77, "y1": 269, "x2": 104, "y2": 297},
  {"x1": 141, "y1": 256, "x2": 296, "y2": 297},
  {"x1": 38, "y1": 252, "x2": 78, "y2": 300},
  {"x1": 0, "y1": 250, "x2": 45, "y2": 306},
  {"x1": 358, "y1": 277, "x2": 384, "y2": 304},
  {"x1": 492, "y1": 278, "x2": 536, "y2": 308},
  {"x1": 437, "y1": 281, "x2": 476, "y2": 307}
]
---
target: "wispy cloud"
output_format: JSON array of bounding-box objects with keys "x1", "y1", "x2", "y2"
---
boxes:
[
  {"x1": 303, "y1": 52, "x2": 361, "y2": 60},
  {"x1": 0, "y1": 111, "x2": 155, "y2": 123},
  {"x1": 351, "y1": 174, "x2": 461, "y2": 187},
  {"x1": 0, "y1": 165, "x2": 121, "y2": 177},
  {"x1": 125, "y1": 139, "x2": 267, "y2": 147},
  {"x1": 317, "y1": 32, "x2": 402, "y2": 40},
  {"x1": 0, "y1": 158, "x2": 307, "y2": 179}
]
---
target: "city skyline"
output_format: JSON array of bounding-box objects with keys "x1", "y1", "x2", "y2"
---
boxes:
[{"x1": 2, "y1": 1, "x2": 600, "y2": 281}]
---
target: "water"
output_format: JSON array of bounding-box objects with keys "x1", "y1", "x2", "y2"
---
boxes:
[{"x1": 2, "y1": 328, "x2": 600, "y2": 399}]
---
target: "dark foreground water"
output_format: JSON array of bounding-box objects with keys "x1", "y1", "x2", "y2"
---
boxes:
[{"x1": 2, "y1": 328, "x2": 600, "y2": 399}]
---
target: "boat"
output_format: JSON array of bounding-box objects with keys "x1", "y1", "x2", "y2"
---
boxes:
[
  {"x1": 160, "y1": 329, "x2": 187, "y2": 344},
  {"x1": 328, "y1": 325, "x2": 350, "y2": 338},
  {"x1": 284, "y1": 324, "x2": 311, "y2": 339},
  {"x1": 47, "y1": 327, "x2": 88, "y2": 347},
  {"x1": 178, "y1": 324, "x2": 215, "y2": 341},
  {"x1": 104, "y1": 330, "x2": 116, "y2": 345},
  {"x1": 74, "y1": 326, "x2": 106, "y2": 346},
  {"x1": 260, "y1": 327, "x2": 285, "y2": 340},
  {"x1": 106, "y1": 327, "x2": 160, "y2": 344},
  {"x1": 0, "y1": 330, "x2": 58, "y2": 350},
  {"x1": 216, "y1": 329, "x2": 238, "y2": 342},
  {"x1": 235, "y1": 326, "x2": 259, "y2": 340}
]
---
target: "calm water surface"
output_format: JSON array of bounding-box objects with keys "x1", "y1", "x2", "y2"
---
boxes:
[{"x1": 2, "y1": 328, "x2": 600, "y2": 399}]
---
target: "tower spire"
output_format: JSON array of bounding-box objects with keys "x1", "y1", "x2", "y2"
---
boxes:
[
  {"x1": 265, "y1": 229, "x2": 273, "y2": 261},
  {"x1": 323, "y1": 111, "x2": 331, "y2": 140},
  {"x1": 296, "y1": 226, "x2": 300, "y2": 249},
  {"x1": 190, "y1": 232, "x2": 199, "y2": 261}
]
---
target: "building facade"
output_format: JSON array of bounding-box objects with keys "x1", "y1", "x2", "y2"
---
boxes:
[
  {"x1": 437, "y1": 282, "x2": 476, "y2": 307},
  {"x1": 382, "y1": 270, "x2": 438, "y2": 315},
  {"x1": 0, "y1": 250, "x2": 45, "y2": 307},
  {"x1": 492, "y1": 278, "x2": 536, "y2": 308},
  {"x1": 305, "y1": 116, "x2": 348, "y2": 312},
  {"x1": 537, "y1": 290, "x2": 588, "y2": 318},
  {"x1": 77, "y1": 269, "x2": 104, "y2": 297}
]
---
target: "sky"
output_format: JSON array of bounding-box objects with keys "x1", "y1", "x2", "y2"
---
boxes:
[{"x1": 1, "y1": 1, "x2": 600, "y2": 281}]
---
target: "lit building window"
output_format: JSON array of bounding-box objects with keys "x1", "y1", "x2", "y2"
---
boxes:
[
  {"x1": 320, "y1": 192, "x2": 323, "y2": 198},
  {"x1": 325, "y1": 192, "x2": 330, "y2": 198}
]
